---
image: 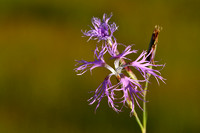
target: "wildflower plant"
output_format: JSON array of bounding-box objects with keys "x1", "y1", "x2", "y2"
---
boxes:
[{"x1": 74, "y1": 13, "x2": 165, "y2": 133}]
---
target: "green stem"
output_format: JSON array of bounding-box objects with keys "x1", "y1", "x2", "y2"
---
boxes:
[
  {"x1": 126, "y1": 97, "x2": 143, "y2": 132},
  {"x1": 142, "y1": 25, "x2": 160, "y2": 133},
  {"x1": 143, "y1": 66, "x2": 152, "y2": 133},
  {"x1": 133, "y1": 109, "x2": 144, "y2": 132},
  {"x1": 143, "y1": 79, "x2": 148, "y2": 133}
]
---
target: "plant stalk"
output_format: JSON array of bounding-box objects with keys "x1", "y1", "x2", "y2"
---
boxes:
[{"x1": 142, "y1": 25, "x2": 161, "y2": 133}]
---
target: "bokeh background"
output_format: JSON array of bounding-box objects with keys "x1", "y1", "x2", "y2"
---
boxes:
[{"x1": 0, "y1": 0, "x2": 199, "y2": 133}]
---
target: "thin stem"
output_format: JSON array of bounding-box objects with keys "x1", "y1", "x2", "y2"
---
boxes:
[
  {"x1": 133, "y1": 109, "x2": 144, "y2": 132},
  {"x1": 142, "y1": 25, "x2": 161, "y2": 133},
  {"x1": 142, "y1": 73, "x2": 151, "y2": 133},
  {"x1": 125, "y1": 97, "x2": 143, "y2": 132}
]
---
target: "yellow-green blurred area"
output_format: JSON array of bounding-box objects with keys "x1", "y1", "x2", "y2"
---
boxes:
[{"x1": 0, "y1": 0, "x2": 199, "y2": 132}]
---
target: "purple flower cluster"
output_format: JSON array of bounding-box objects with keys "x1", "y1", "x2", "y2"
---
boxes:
[
  {"x1": 82, "y1": 13, "x2": 118, "y2": 42},
  {"x1": 75, "y1": 13, "x2": 165, "y2": 115}
]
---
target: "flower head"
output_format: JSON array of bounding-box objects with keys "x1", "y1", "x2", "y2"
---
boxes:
[
  {"x1": 75, "y1": 13, "x2": 165, "y2": 116},
  {"x1": 82, "y1": 13, "x2": 118, "y2": 42}
]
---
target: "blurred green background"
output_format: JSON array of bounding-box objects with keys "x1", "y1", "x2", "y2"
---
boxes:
[{"x1": 0, "y1": 0, "x2": 199, "y2": 133}]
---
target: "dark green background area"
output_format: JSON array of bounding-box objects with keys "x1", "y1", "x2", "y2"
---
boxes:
[{"x1": 0, "y1": 0, "x2": 199, "y2": 133}]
